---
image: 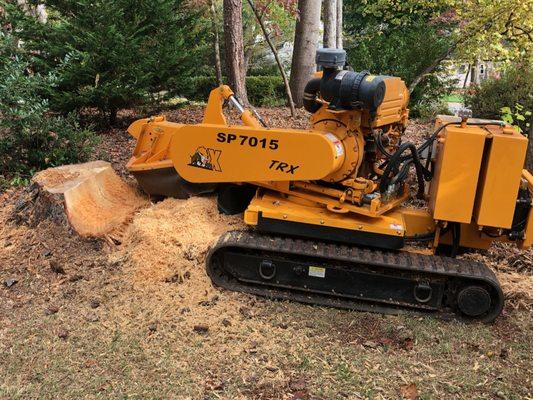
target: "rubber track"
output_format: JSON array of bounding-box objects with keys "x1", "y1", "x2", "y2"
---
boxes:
[{"x1": 206, "y1": 230, "x2": 504, "y2": 323}]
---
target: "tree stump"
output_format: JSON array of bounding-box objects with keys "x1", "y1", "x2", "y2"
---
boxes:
[{"x1": 11, "y1": 161, "x2": 148, "y2": 238}]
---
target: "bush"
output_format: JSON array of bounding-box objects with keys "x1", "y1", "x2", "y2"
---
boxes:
[
  {"x1": 3, "y1": 0, "x2": 210, "y2": 123},
  {"x1": 175, "y1": 75, "x2": 286, "y2": 106},
  {"x1": 174, "y1": 76, "x2": 219, "y2": 102},
  {"x1": 248, "y1": 63, "x2": 280, "y2": 77},
  {"x1": 464, "y1": 63, "x2": 533, "y2": 131},
  {"x1": 0, "y1": 56, "x2": 96, "y2": 186},
  {"x1": 246, "y1": 76, "x2": 286, "y2": 106},
  {"x1": 409, "y1": 74, "x2": 454, "y2": 120},
  {"x1": 344, "y1": 10, "x2": 456, "y2": 117},
  {"x1": 413, "y1": 99, "x2": 452, "y2": 122}
]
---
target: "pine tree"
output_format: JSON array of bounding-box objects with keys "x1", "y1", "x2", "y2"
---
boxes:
[{"x1": 3, "y1": 0, "x2": 208, "y2": 123}]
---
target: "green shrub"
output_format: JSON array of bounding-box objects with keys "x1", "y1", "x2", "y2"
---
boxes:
[
  {"x1": 248, "y1": 64, "x2": 280, "y2": 76},
  {"x1": 174, "y1": 76, "x2": 219, "y2": 102},
  {"x1": 0, "y1": 56, "x2": 96, "y2": 185},
  {"x1": 413, "y1": 99, "x2": 452, "y2": 122},
  {"x1": 464, "y1": 63, "x2": 533, "y2": 131},
  {"x1": 501, "y1": 104, "x2": 531, "y2": 135},
  {"x1": 174, "y1": 75, "x2": 285, "y2": 106},
  {"x1": 246, "y1": 76, "x2": 286, "y2": 106},
  {"x1": 3, "y1": 0, "x2": 210, "y2": 123}
]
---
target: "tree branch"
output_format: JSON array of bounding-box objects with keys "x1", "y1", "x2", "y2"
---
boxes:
[
  {"x1": 246, "y1": 0, "x2": 296, "y2": 117},
  {"x1": 408, "y1": 7, "x2": 511, "y2": 93},
  {"x1": 408, "y1": 44, "x2": 457, "y2": 93}
]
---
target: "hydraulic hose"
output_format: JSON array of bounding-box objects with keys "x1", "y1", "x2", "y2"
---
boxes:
[
  {"x1": 417, "y1": 121, "x2": 505, "y2": 157},
  {"x1": 373, "y1": 130, "x2": 393, "y2": 158},
  {"x1": 303, "y1": 78, "x2": 322, "y2": 113},
  {"x1": 451, "y1": 222, "x2": 461, "y2": 258},
  {"x1": 379, "y1": 142, "x2": 429, "y2": 198},
  {"x1": 379, "y1": 120, "x2": 506, "y2": 198}
]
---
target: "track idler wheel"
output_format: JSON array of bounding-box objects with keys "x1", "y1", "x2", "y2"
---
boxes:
[{"x1": 457, "y1": 286, "x2": 492, "y2": 317}]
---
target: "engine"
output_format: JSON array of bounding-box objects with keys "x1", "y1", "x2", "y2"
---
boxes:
[{"x1": 301, "y1": 48, "x2": 412, "y2": 204}]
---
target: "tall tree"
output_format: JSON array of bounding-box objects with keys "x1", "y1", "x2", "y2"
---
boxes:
[
  {"x1": 335, "y1": 0, "x2": 342, "y2": 49},
  {"x1": 223, "y1": 0, "x2": 248, "y2": 104},
  {"x1": 289, "y1": 0, "x2": 321, "y2": 107},
  {"x1": 209, "y1": 0, "x2": 223, "y2": 86},
  {"x1": 323, "y1": 0, "x2": 336, "y2": 48}
]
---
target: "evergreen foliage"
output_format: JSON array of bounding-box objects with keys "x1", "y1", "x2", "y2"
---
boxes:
[
  {"x1": 0, "y1": 33, "x2": 95, "y2": 185},
  {"x1": 3, "y1": 0, "x2": 210, "y2": 122},
  {"x1": 177, "y1": 75, "x2": 285, "y2": 106}
]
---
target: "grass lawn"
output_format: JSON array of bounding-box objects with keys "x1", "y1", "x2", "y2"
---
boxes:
[{"x1": 444, "y1": 94, "x2": 464, "y2": 103}]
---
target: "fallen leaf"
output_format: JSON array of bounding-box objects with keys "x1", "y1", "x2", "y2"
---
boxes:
[
  {"x1": 193, "y1": 324, "x2": 209, "y2": 334},
  {"x1": 292, "y1": 390, "x2": 308, "y2": 399},
  {"x1": 400, "y1": 383, "x2": 418, "y2": 400},
  {"x1": 57, "y1": 328, "x2": 69, "y2": 340},
  {"x1": 362, "y1": 340, "x2": 379, "y2": 348},
  {"x1": 402, "y1": 338, "x2": 415, "y2": 351},
  {"x1": 84, "y1": 359, "x2": 98, "y2": 368},
  {"x1": 289, "y1": 378, "x2": 307, "y2": 392}
]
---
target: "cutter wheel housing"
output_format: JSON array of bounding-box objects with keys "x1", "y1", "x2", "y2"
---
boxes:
[{"x1": 126, "y1": 48, "x2": 533, "y2": 323}]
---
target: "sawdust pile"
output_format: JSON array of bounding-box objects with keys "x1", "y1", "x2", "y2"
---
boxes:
[
  {"x1": 107, "y1": 196, "x2": 250, "y2": 333},
  {"x1": 113, "y1": 194, "x2": 533, "y2": 312},
  {"x1": 115, "y1": 196, "x2": 244, "y2": 292},
  {"x1": 462, "y1": 244, "x2": 533, "y2": 310},
  {"x1": 498, "y1": 272, "x2": 533, "y2": 311}
]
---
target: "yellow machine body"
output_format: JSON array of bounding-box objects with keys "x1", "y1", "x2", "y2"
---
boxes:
[
  {"x1": 125, "y1": 45, "x2": 532, "y2": 321},
  {"x1": 125, "y1": 53, "x2": 532, "y2": 323},
  {"x1": 474, "y1": 126, "x2": 528, "y2": 228},
  {"x1": 130, "y1": 120, "x2": 344, "y2": 182},
  {"x1": 429, "y1": 123, "x2": 487, "y2": 224},
  {"x1": 366, "y1": 76, "x2": 410, "y2": 128},
  {"x1": 430, "y1": 115, "x2": 528, "y2": 230},
  {"x1": 127, "y1": 85, "x2": 532, "y2": 254}
]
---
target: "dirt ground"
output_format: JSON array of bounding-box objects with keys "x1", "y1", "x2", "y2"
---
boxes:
[{"x1": 1, "y1": 107, "x2": 532, "y2": 399}]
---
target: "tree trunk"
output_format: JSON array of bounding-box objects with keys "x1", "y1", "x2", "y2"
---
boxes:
[
  {"x1": 209, "y1": 0, "x2": 223, "y2": 86},
  {"x1": 247, "y1": 0, "x2": 296, "y2": 117},
  {"x1": 290, "y1": 0, "x2": 322, "y2": 108},
  {"x1": 336, "y1": 0, "x2": 343, "y2": 49},
  {"x1": 323, "y1": 0, "x2": 336, "y2": 48},
  {"x1": 462, "y1": 64, "x2": 471, "y2": 89},
  {"x1": 10, "y1": 161, "x2": 147, "y2": 239},
  {"x1": 109, "y1": 107, "x2": 118, "y2": 126},
  {"x1": 223, "y1": 0, "x2": 248, "y2": 104},
  {"x1": 470, "y1": 60, "x2": 479, "y2": 87}
]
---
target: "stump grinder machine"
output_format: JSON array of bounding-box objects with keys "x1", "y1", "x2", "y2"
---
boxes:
[{"x1": 126, "y1": 49, "x2": 532, "y2": 322}]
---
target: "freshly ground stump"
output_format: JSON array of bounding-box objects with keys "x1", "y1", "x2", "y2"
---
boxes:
[{"x1": 12, "y1": 161, "x2": 148, "y2": 237}]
